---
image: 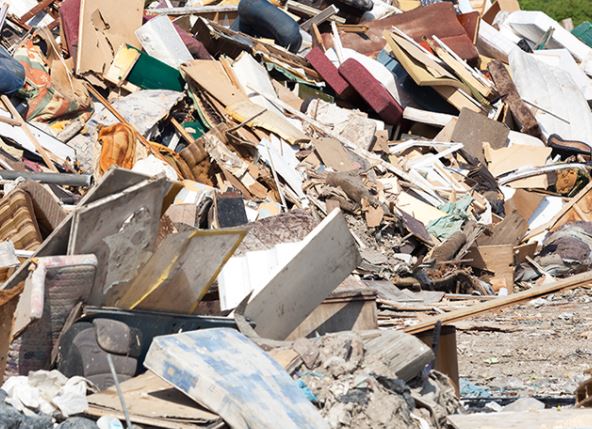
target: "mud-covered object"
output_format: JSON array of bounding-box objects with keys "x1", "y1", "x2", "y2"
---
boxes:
[
  {"x1": 517, "y1": 222, "x2": 592, "y2": 281},
  {"x1": 540, "y1": 222, "x2": 592, "y2": 266},
  {"x1": 284, "y1": 331, "x2": 459, "y2": 429}
]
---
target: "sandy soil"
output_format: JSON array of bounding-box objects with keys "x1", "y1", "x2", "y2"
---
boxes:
[{"x1": 456, "y1": 286, "x2": 592, "y2": 401}]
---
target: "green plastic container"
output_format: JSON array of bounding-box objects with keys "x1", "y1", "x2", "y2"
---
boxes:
[{"x1": 573, "y1": 22, "x2": 592, "y2": 48}]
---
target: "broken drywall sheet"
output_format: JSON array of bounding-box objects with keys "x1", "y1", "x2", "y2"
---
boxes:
[
  {"x1": 135, "y1": 16, "x2": 192, "y2": 69},
  {"x1": 218, "y1": 241, "x2": 303, "y2": 311},
  {"x1": 243, "y1": 209, "x2": 360, "y2": 340},
  {"x1": 68, "y1": 176, "x2": 171, "y2": 306}
]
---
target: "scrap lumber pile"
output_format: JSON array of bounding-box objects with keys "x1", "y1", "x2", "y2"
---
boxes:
[{"x1": 0, "y1": 0, "x2": 589, "y2": 427}]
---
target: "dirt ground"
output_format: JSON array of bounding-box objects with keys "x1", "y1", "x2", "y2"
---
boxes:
[{"x1": 456, "y1": 286, "x2": 592, "y2": 401}]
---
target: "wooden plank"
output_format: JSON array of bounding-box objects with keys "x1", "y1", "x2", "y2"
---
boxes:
[
  {"x1": 287, "y1": 289, "x2": 377, "y2": 339},
  {"x1": 244, "y1": 209, "x2": 360, "y2": 340},
  {"x1": 312, "y1": 137, "x2": 356, "y2": 172},
  {"x1": 87, "y1": 372, "x2": 220, "y2": 428},
  {"x1": 113, "y1": 229, "x2": 245, "y2": 313},
  {"x1": 466, "y1": 244, "x2": 514, "y2": 293},
  {"x1": 144, "y1": 328, "x2": 329, "y2": 429},
  {"x1": 448, "y1": 409, "x2": 592, "y2": 429},
  {"x1": 405, "y1": 270, "x2": 592, "y2": 334},
  {"x1": 144, "y1": 5, "x2": 238, "y2": 15},
  {"x1": 300, "y1": 5, "x2": 340, "y2": 31}
]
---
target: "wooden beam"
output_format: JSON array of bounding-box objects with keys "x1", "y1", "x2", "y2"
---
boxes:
[
  {"x1": 405, "y1": 271, "x2": 592, "y2": 334},
  {"x1": 300, "y1": 5, "x2": 339, "y2": 31},
  {"x1": 144, "y1": 5, "x2": 237, "y2": 15}
]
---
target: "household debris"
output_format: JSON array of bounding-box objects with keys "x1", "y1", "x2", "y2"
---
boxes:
[{"x1": 0, "y1": 0, "x2": 589, "y2": 428}]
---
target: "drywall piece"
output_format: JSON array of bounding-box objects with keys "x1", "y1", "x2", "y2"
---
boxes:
[
  {"x1": 533, "y1": 49, "x2": 592, "y2": 101},
  {"x1": 258, "y1": 136, "x2": 306, "y2": 200},
  {"x1": 87, "y1": 371, "x2": 220, "y2": 428},
  {"x1": 144, "y1": 328, "x2": 329, "y2": 429},
  {"x1": 244, "y1": 209, "x2": 360, "y2": 340},
  {"x1": 448, "y1": 409, "x2": 592, "y2": 429},
  {"x1": 510, "y1": 49, "x2": 592, "y2": 145},
  {"x1": 87, "y1": 90, "x2": 184, "y2": 137},
  {"x1": 0, "y1": 109, "x2": 75, "y2": 162},
  {"x1": 113, "y1": 228, "x2": 245, "y2": 314},
  {"x1": 313, "y1": 137, "x2": 356, "y2": 172},
  {"x1": 76, "y1": 0, "x2": 144, "y2": 76},
  {"x1": 218, "y1": 242, "x2": 303, "y2": 311},
  {"x1": 135, "y1": 16, "x2": 193, "y2": 69},
  {"x1": 68, "y1": 176, "x2": 171, "y2": 306},
  {"x1": 506, "y1": 11, "x2": 591, "y2": 62},
  {"x1": 104, "y1": 45, "x2": 141, "y2": 86}
]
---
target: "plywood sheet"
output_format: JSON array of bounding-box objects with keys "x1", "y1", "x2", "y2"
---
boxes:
[
  {"x1": 76, "y1": 0, "x2": 143, "y2": 76},
  {"x1": 114, "y1": 229, "x2": 245, "y2": 313}
]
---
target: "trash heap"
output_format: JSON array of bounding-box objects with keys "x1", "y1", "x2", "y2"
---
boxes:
[{"x1": 0, "y1": 0, "x2": 590, "y2": 427}]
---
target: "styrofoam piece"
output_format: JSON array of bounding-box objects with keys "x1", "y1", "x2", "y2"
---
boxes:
[
  {"x1": 506, "y1": 11, "x2": 592, "y2": 62},
  {"x1": 135, "y1": 15, "x2": 193, "y2": 68}
]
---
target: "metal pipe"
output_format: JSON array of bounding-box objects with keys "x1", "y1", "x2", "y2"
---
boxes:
[{"x1": 0, "y1": 170, "x2": 92, "y2": 186}]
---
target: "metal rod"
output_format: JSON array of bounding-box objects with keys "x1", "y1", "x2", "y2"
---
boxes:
[
  {"x1": 106, "y1": 354, "x2": 133, "y2": 429},
  {"x1": 0, "y1": 170, "x2": 92, "y2": 186}
]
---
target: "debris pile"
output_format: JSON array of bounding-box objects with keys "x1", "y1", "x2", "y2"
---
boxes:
[{"x1": 0, "y1": 0, "x2": 589, "y2": 427}]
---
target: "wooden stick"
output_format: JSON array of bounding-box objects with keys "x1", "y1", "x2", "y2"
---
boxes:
[
  {"x1": 405, "y1": 271, "x2": 592, "y2": 334},
  {"x1": 0, "y1": 95, "x2": 59, "y2": 172},
  {"x1": 170, "y1": 117, "x2": 195, "y2": 145}
]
